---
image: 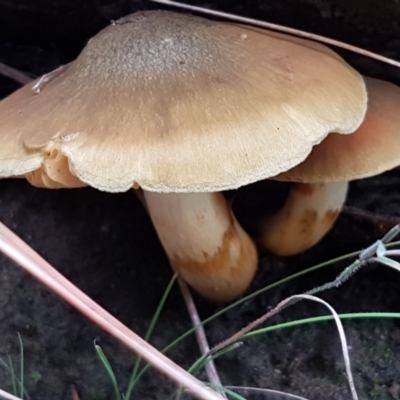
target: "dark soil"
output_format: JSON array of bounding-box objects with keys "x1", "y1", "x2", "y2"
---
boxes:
[{"x1": 0, "y1": 1, "x2": 400, "y2": 399}]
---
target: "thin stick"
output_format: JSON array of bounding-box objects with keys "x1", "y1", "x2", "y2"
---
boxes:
[
  {"x1": 0, "y1": 389, "x2": 22, "y2": 400},
  {"x1": 226, "y1": 386, "x2": 308, "y2": 400},
  {"x1": 0, "y1": 222, "x2": 224, "y2": 400},
  {"x1": 178, "y1": 278, "x2": 227, "y2": 398},
  {"x1": 213, "y1": 294, "x2": 358, "y2": 400},
  {"x1": 0, "y1": 63, "x2": 32, "y2": 85},
  {"x1": 296, "y1": 296, "x2": 357, "y2": 400},
  {"x1": 150, "y1": 0, "x2": 400, "y2": 69},
  {"x1": 32, "y1": 64, "x2": 70, "y2": 94},
  {"x1": 70, "y1": 386, "x2": 80, "y2": 400}
]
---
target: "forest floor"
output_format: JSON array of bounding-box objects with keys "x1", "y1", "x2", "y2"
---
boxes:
[{"x1": 0, "y1": 1, "x2": 400, "y2": 399}]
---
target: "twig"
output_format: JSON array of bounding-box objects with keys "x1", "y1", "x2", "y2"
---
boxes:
[
  {"x1": 226, "y1": 386, "x2": 308, "y2": 400},
  {"x1": 211, "y1": 224, "x2": 400, "y2": 354},
  {"x1": 0, "y1": 389, "x2": 22, "y2": 400},
  {"x1": 209, "y1": 261, "x2": 362, "y2": 354},
  {"x1": 214, "y1": 294, "x2": 358, "y2": 400},
  {"x1": 70, "y1": 385, "x2": 80, "y2": 400},
  {"x1": 150, "y1": 0, "x2": 400, "y2": 69},
  {"x1": 32, "y1": 63, "x2": 70, "y2": 94},
  {"x1": 208, "y1": 225, "x2": 400, "y2": 399},
  {"x1": 0, "y1": 62, "x2": 33, "y2": 85},
  {"x1": 341, "y1": 206, "x2": 400, "y2": 230},
  {"x1": 178, "y1": 278, "x2": 227, "y2": 399},
  {"x1": 0, "y1": 221, "x2": 224, "y2": 400}
]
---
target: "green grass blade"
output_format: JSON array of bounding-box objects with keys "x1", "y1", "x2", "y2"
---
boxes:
[
  {"x1": 131, "y1": 250, "x2": 364, "y2": 384},
  {"x1": 188, "y1": 313, "x2": 400, "y2": 386},
  {"x1": 125, "y1": 274, "x2": 177, "y2": 400},
  {"x1": 95, "y1": 344, "x2": 121, "y2": 400},
  {"x1": 226, "y1": 386, "x2": 308, "y2": 400},
  {"x1": 188, "y1": 344, "x2": 242, "y2": 378},
  {"x1": 143, "y1": 274, "x2": 177, "y2": 343},
  {"x1": 205, "y1": 383, "x2": 247, "y2": 400},
  {"x1": 242, "y1": 312, "x2": 400, "y2": 340},
  {"x1": 174, "y1": 344, "x2": 243, "y2": 400},
  {"x1": 8, "y1": 356, "x2": 17, "y2": 396},
  {"x1": 17, "y1": 333, "x2": 23, "y2": 400},
  {"x1": 133, "y1": 242, "x2": 400, "y2": 385}
]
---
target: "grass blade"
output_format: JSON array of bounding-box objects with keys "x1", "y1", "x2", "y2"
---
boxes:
[
  {"x1": 226, "y1": 386, "x2": 309, "y2": 400},
  {"x1": 125, "y1": 275, "x2": 177, "y2": 399},
  {"x1": 17, "y1": 334, "x2": 23, "y2": 400},
  {"x1": 95, "y1": 344, "x2": 121, "y2": 400},
  {"x1": 211, "y1": 295, "x2": 358, "y2": 400},
  {"x1": 290, "y1": 295, "x2": 357, "y2": 400},
  {"x1": 132, "y1": 245, "x2": 400, "y2": 383},
  {"x1": 189, "y1": 344, "x2": 242, "y2": 378},
  {"x1": 0, "y1": 221, "x2": 223, "y2": 400},
  {"x1": 7, "y1": 357, "x2": 16, "y2": 397},
  {"x1": 243, "y1": 312, "x2": 400, "y2": 339},
  {"x1": 0, "y1": 389, "x2": 23, "y2": 400},
  {"x1": 149, "y1": 0, "x2": 400, "y2": 68},
  {"x1": 204, "y1": 384, "x2": 247, "y2": 400},
  {"x1": 178, "y1": 278, "x2": 226, "y2": 398}
]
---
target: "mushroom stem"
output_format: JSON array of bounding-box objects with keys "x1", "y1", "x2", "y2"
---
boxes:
[
  {"x1": 143, "y1": 191, "x2": 258, "y2": 302},
  {"x1": 259, "y1": 182, "x2": 348, "y2": 256}
]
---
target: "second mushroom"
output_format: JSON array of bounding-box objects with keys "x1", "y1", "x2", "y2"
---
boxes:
[{"x1": 256, "y1": 76, "x2": 400, "y2": 256}]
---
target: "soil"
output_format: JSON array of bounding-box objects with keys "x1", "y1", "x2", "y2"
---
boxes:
[{"x1": 0, "y1": 1, "x2": 400, "y2": 399}]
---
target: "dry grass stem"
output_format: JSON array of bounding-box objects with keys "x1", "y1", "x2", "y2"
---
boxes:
[
  {"x1": 213, "y1": 294, "x2": 358, "y2": 400},
  {"x1": 32, "y1": 64, "x2": 70, "y2": 93},
  {"x1": 0, "y1": 389, "x2": 22, "y2": 400},
  {"x1": 150, "y1": 0, "x2": 400, "y2": 69},
  {"x1": 0, "y1": 222, "x2": 224, "y2": 400},
  {"x1": 226, "y1": 386, "x2": 309, "y2": 400},
  {"x1": 0, "y1": 62, "x2": 32, "y2": 85},
  {"x1": 178, "y1": 278, "x2": 227, "y2": 398},
  {"x1": 70, "y1": 385, "x2": 80, "y2": 400}
]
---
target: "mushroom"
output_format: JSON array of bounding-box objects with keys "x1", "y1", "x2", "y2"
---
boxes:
[
  {"x1": 0, "y1": 11, "x2": 367, "y2": 301},
  {"x1": 258, "y1": 76, "x2": 400, "y2": 256}
]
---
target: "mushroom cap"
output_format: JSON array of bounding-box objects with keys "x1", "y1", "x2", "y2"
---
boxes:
[
  {"x1": 0, "y1": 10, "x2": 367, "y2": 193},
  {"x1": 275, "y1": 77, "x2": 400, "y2": 183}
]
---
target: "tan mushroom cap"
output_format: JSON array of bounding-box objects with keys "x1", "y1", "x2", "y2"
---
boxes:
[
  {"x1": 0, "y1": 10, "x2": 367, "y2": 193},
  {"x1": 275, "y1": 77, "x2": 400, "y2": 183}
]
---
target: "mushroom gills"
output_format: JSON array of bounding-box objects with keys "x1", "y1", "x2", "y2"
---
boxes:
[
  {"x1": 143, "y1": 191, "x2": 258, "y2": 302},
  {"x1": 259, "y1": 182, "x2": 348, "y2": 256},
  {"x1": 25, "y1": 144, "x2": 86, "y2": 189}
]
